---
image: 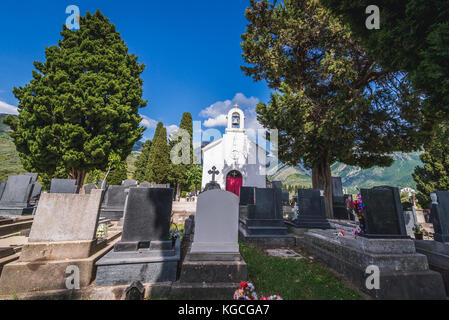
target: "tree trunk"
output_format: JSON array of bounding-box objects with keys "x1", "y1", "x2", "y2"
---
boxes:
[
  {"x1": 71, "y1": 169, "x2": 87, "y2": 194},
  {"x1": 312, "y1": 157, "x2": 333, "y2": 219}
]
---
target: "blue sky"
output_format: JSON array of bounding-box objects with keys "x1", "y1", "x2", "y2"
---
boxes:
[{"x1": 0, "y1": 1, "x2": 272, "y2": 140}]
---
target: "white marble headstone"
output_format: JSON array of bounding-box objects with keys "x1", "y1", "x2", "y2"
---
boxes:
[{"x1": 191, "y1": 189, "x2": 239, "y2": 254}]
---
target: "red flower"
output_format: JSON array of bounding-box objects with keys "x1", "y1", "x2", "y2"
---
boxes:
[{"x1": 239, "y1": 281, "x2": 248, "y2": 290}]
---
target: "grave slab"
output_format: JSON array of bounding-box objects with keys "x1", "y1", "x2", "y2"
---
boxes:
[
  {"x1": 301, "y1": 229, "x2": 446, "y2": 300},
  {"x1": 289, "y1": 189, "x2": 331, "y2": 229}
]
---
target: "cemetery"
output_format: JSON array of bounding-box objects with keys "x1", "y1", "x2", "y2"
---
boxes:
[{"x1": 0, "y1": 1, "x2": 448, "y2": 304}]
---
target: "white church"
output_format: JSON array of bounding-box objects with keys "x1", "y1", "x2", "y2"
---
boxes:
[{"x1": 201, "y1": 105, "x2": 267, "y2": 196}]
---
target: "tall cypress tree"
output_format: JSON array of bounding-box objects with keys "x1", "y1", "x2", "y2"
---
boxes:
[
  {"x1": 146, "y1": 122, "x2": 170, "y2": 184},
  {"x1": 133, "y1": 139, "x2": 152, "y2": 182},
  {"x1": 170, "y1": 112, "x2": 194, "y2": 197},
  {"x1": 413, "y1": 123, "x2": 449, "y2": 208},
  {"x1": 3, "y1": 10, "x2": 146, "y2": 191}
]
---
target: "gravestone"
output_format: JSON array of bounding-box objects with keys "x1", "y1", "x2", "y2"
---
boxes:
[
  {"x1": 360, "y1": 186, "x2": 407, "y2": 239},
  {"x1": 0, "y1": 175, "x2": 35, "y2": 216},
  {"x1": 239, "y1": 187, "x2": 255, "y2": 205},
  {"x1": 100, "y1": 185, "x2": 130, "y2": 221},
  {"x1": 30, "y1": 182, "x2": 42, "y2": 205},
  {"x1": 203, "y1": 166, "x2": 221, "y2": 191},
  {"x1": 50, "y1": 179, "x2": 77, "y2": 194},
  {"x1": 431, "y1": 191, "x2": 449, "y2": 243},
  {"x1": 0, "y1": 182, "x2": 5, "y2": 200},
  {"x1": 25, "y1": 173, "x2": 38, "y2": 183},
  {"x1": 95, "y1": 187, "x2": 180, "y2": 286},
  {"x1": 402, "y1": 202, "x2": 418, "y2": 238},
  {"x1": 0, "y1": 190, "x2": 107, "y2": 294},
  {"x1": 270, "y1": 181, "x2": 282, "y2": 190},
  {"x1": 239, "y1": 188, "x2": 294, "y2": 247},
  {"x1": 282, "y1": 190, "x2": 290, "y2": 206},
  {"x1": 83, "y1": 183, "x2": 97, "y2": 195},
  {"x1": 139, "y1": 181, "x2": 152, "y2": 188},
  {"x1": 122, "y1": 179, "x2": 138, "y2": 188},
  {"x1": 332, "y1": 177, "x2": 350, "y2": 220},
  {"x1": 291, "y1": 189, "x2": 331, "y2": 229},
  {"x1": 174, "y1": 190, "x2": 248, "y2": 298},
  {"x1": 344, "y1": 194, "x2": 355, "y2": 221}
]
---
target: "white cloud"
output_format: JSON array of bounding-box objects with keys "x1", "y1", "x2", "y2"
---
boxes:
[
  {"x1": 166, "y1": 125, "x2": 180, "y2": 136},
  {"x1": 199, "y1": 93, "x2": 264, "y2": 132},
  {"x1": 140, "y1": 115, "x2": 158, "y2": 129},
  {"x1": 203, "y1": 114, "x2": 228, "y2": 128},
  {"x1": 0, "y1": 101, "x2": 18, "y2": 115}
]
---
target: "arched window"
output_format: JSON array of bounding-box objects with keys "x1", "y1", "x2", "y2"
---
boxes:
[{"x1": 232, "y1": 113, "x2": 241, "y2": 128}]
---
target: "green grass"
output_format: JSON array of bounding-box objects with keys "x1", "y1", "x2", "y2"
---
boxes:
[{"x1": 240, "y1": 243, "x2": 363, "y2": 300}]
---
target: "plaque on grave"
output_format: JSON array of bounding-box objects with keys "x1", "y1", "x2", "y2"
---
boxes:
[
  {"x1": 50, "y1": 179, "x2": 77, "y2": 194},
  {"x1": 360, "y1": 186, "x2": 407, "y2": 239},
  {"x1": 431, "y1": 191, "x2": 449, "y2": 243},
  {"x1": 0, "y1": 175, "x2": 35, "y2": 215},
  {"x1": 292, "y1": 189, "x2": 331, "y2": 229}
]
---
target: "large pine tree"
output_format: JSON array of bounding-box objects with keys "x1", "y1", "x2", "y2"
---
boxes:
[
  {"x1": 241, "y1": 0, "x2": 424, "y2": 217},
  {"x1": 413, "y1": 123, "x2": 449, "y2": 209},
  {"x1": 3, "y1": 10, "x2": 146, "y2": 190}
]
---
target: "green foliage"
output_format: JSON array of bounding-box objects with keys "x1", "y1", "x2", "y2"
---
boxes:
[
  {"x1": 321, "y1": 0, "x2": 449, "y2": 126},
  {"x1": 413, "y1": 123, "x2": 449, "y2": 209},
  {"x1": 241, "y1": 0, "x2": 424, "y2": 216},
  {"x1": 186, "y1": 165, "x2": 203, "y2": 192},
  {"x1": 106, "y1": 161, "x2": 128, "y2": 185},
  {"x1": 133, "y1": 140, "x2": 152, "y2": 182},
  {"x1": 146, "y1": 122, "x2": 170, "y2": 184},
  {"x1": 4, "y1": 10, "x2": 146, "y2": 188},
  {"x1": 169, "y1": 112, "x2": 195, "y2": 192}
]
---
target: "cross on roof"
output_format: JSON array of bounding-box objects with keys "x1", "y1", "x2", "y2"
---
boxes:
[{"x1": 208, "y1": 166, "x2": 219, "y2": 182}]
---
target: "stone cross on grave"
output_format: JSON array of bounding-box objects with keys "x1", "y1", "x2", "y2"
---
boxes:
[{"x1": 208, "y1": 166, "x2": 219, "y2": 182}]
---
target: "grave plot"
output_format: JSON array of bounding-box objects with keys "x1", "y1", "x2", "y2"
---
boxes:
[
  {"x1": 299, "y1": 186, "x2": 447, "y2": 300},
  {"x1": 0, "y1": 190, "x2": 122, "y2": 295}
]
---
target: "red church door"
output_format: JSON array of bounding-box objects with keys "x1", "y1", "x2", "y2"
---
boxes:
[{"x1": 226, "y1": 171, "x2": 243, "y2": 196}]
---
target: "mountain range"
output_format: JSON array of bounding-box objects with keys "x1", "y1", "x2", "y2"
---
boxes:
[{"x1": 0, "y1": 113, "x2": 422, "y2": 191}]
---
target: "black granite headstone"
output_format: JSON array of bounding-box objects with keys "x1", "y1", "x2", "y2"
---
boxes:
[
  {"x1": 241, "y1": 187, "x2": 288, "y2": 236},
  {"x1": 50, "y1": 179, "x2": 77, "y2": 194},
  {"x1": 293, "y1": 189, "x2": 330, "y2": 229},
  {"x1": 239, "y1": 187, "x2": 255, "y2": 205},
  {"x1": 271, "y1": 181, "x2": 282, "y2": 190},
  {"x1": 332, "y1": 177, "x2": 350, "y2": 220},
  {"x1": 0, "y1": 175, "x2": 35, "y2": 215},
  {"x1": 282, "y1": 190, "x2": 290, "y2": 206},
  {"x1": 0, "y1": 182, "x2": 5, "y2": 200},
  {"x1": 360, "y1": 186, "x2": 407, "y2": 239},
  {"x1": 115, "y1": 187, "x2": 174, "y2": 252},
  {"x1": 431, "y1": 191, "x2": 449, "y2": 243},
  {"x1": 100, "y1": 185, "x2": 130, "y2": 221},
  {"x1": 25, "y1": 173, "x2": 38, "y2": 183}
]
